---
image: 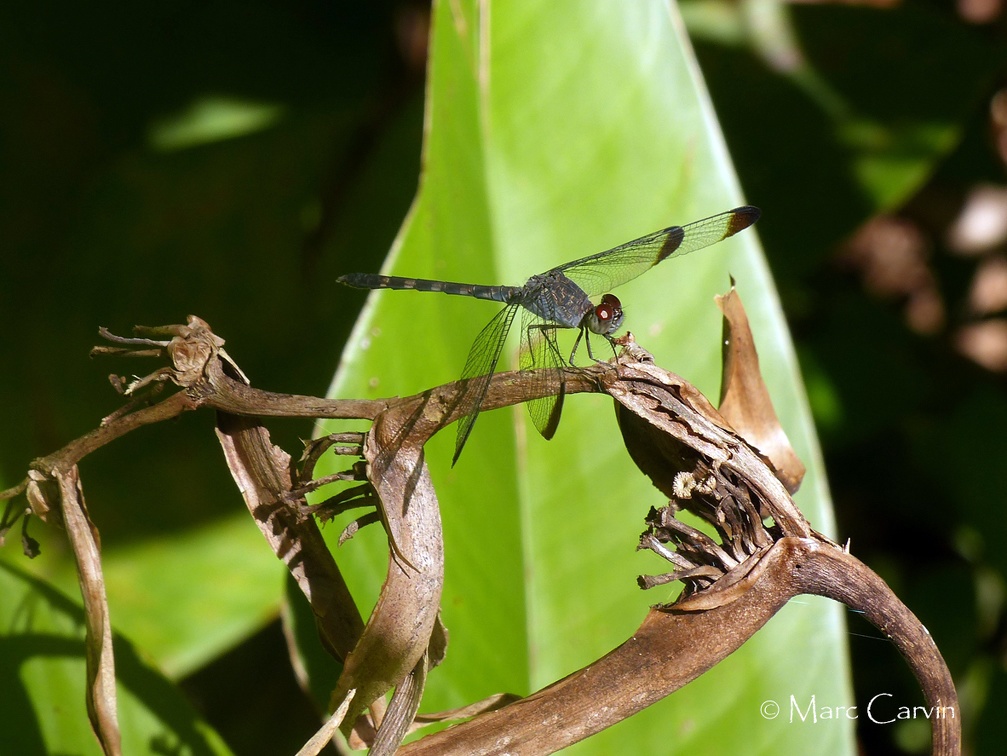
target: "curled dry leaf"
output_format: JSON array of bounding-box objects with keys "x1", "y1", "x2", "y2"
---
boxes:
[
  {"x1": 611, "y1": 339, "x2": 812, "y2": 542},
  {"x1": 214, "y1": 414, "x2": 366, "y2": 665},
  {"x1": 716, "y1": 285, "x2": 806, "y2": 493},
  {"x1": 327, "y1": 398, "x2": 447, "y2": 747}
]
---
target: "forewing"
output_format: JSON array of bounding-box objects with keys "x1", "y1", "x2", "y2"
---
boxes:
[
  {"x1": 519, "y1": 310, "x2": 566, "y2": 440},
  {"x1": 558, "y1": 206, "x2": 760, "y2": 296},
  {"x1": 452, "y1": 304, "x2": 520, "y2": 465}
]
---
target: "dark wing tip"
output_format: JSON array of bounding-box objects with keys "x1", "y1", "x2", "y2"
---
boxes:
[
  {"x1": 535, "y1": 390, "x2": 565, "y2": 441},
  {"x1": 727, "y1": 205, "x2": 761, "y2": 236},
  {"x1": 657, "y1": 226, "x2": 686, "y2": 262},
  {"x1": 452, "y1": 420, "x2": 473, "y2": 466}
]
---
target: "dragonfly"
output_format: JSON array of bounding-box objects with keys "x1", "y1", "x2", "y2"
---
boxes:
[{"x1": 338, "y1": 205, "x2": 760, "y2": 465}]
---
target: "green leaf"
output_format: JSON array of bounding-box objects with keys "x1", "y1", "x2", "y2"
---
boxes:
[
  {"x1": 322, "y1": 1, "x2": 852, "y2": 753},
  {"x1": 11, "y1": 514, "x2": 285, "y2": 679},
  {"x1": 0, "y1": 560, "x2": 233, "y2": 756},
  {"x1": 80, "y1": 515, "x2": 286, "y2": 678}
]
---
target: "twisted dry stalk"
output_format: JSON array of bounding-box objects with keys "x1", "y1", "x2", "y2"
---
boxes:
[{"x1": 1, "y1": 310, "x2": 960, "y2": 755}]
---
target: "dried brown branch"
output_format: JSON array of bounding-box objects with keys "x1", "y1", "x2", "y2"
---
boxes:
[
  {"x1": 59, "y1": 467, "x2": 121, "y2": 756},
  {"x1": 0, "y1": 315, "x2": 599, "y2": 753},
  {"x1": 400, "y1": 304, "x2": 959, "y2": 754},
  {"x1": 0, "y1": 311, "x2": 960, "y2": 756},
  {"x1": 401, "y1": 538, "x2": 959, "y2": 756}
]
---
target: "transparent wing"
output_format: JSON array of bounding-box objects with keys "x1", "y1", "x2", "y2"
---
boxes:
[
  {"x1": 557, "y1": 206, "x2": 760, "y2": 296},
  {"x1": 519, "y1": 309, "x2": 567, "y2": 440},
  {"x1": 452, "y1": 303, "x2": 521, "y2": 465}
]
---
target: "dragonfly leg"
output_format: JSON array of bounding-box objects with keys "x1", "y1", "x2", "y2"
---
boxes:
[
  {"x1": 526, "y1": 322, "x2": 568, "y2": 367},
  {"x1": 568, "y1": 327, "x2": 586, "y2": 366},
  {"x1": 579, "y1": 330, "x2": 617, "y2": 365}
]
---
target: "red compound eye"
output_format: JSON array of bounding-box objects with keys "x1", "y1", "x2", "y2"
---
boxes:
[{"x1": 596, "y1": 293, "x2": 622, "y2": 321}]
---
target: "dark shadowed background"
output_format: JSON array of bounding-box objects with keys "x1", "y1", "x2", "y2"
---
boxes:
[{"x1": 2, "y1": 1, "x2": 1005, "y2": 754}]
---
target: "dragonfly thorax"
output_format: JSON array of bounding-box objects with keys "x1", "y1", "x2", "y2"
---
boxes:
[
  {"x1": 583, "y1": 293, "x2": 624, "y2": 336},
  {"x1": 514, "y1": 270, "x2": 595, "y2": 328}
]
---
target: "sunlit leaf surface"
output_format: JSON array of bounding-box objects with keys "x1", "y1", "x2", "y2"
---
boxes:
[{"x1": 324, "y1": 1, "x2": 852, "y2": 753}]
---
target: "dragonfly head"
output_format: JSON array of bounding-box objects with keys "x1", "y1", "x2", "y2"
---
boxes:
[{"x1": 586, "y1": 293, "x2": 624, "y2": 336}]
